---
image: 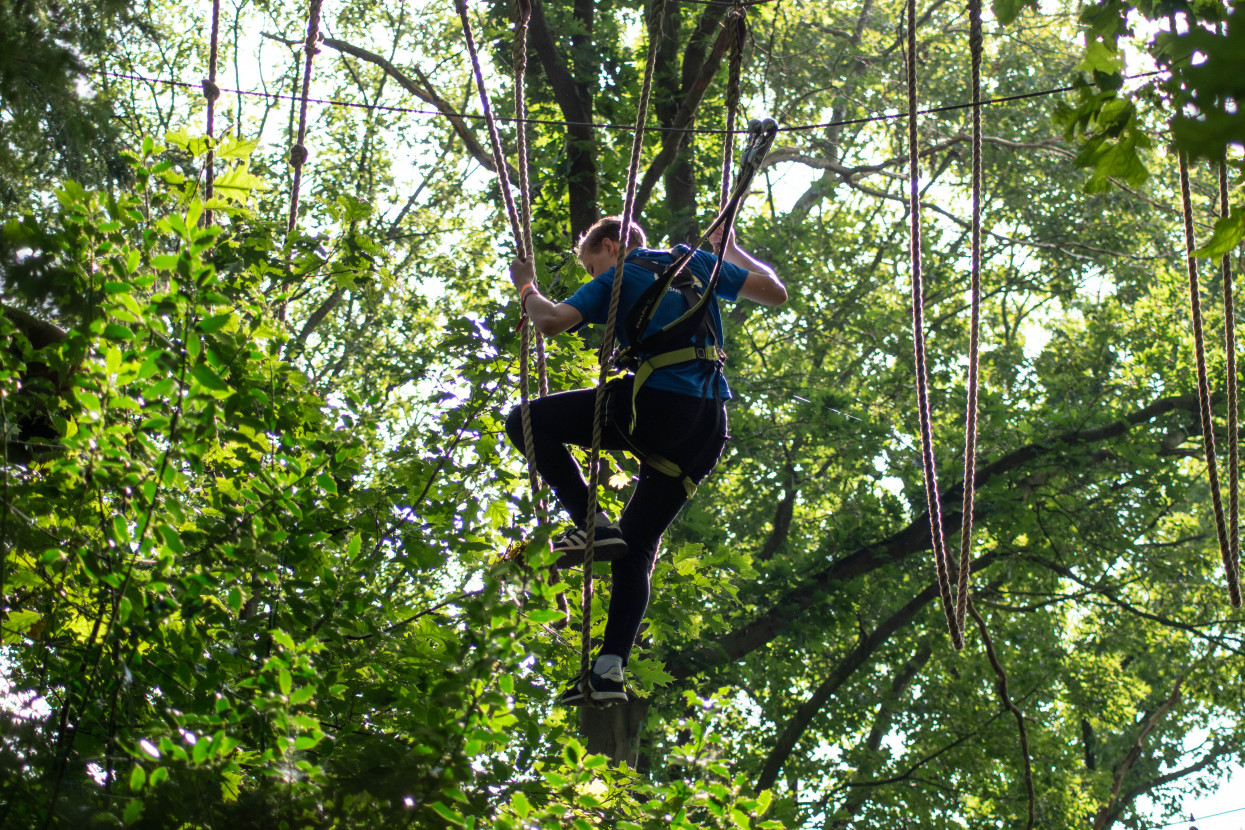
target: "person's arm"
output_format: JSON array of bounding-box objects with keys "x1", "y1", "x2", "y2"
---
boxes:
[
  {"x1": 713, "y1": 229, "x2": 787, "y2": 306},
  {"x1": 509, "y1": 256, "x2": 584, "y2": 335}
]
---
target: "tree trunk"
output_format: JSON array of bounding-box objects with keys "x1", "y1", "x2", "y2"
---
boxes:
[{"x1": 579, "y1": 699, "x2": 650, "y2": 766}]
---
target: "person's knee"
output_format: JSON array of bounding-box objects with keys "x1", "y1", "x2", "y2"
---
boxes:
[{"x1": 504, "y1": 404, "x2": 525, "y2": 448}]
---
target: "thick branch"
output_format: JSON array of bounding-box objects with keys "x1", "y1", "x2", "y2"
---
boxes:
[
  {"x1": 666, "y1": 394, "x2": 1205, "y2": 681},
  {"x1": 261, "y1": 32, "x2": 517, "y2": 183},
  {"x1": 633, "y1": 18, "x2": 735, "y2": 215},
  {"x1": 1092, "y1": 676, "x2": 1185, "y2": 830},
  {"x1": 754, "y1": 553, "x2": 1002, "y2": 792}
]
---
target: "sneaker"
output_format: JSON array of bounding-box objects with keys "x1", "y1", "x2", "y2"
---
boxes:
[
  {"x1": 587, "y1": 665, "x2": 628, "y2": 705},
  {"x1": 551, "y1": 523, "x2": 628, "y2": 565},
  {"x1": 557, "y1": 674, "x2": 588, "y2": 706}
]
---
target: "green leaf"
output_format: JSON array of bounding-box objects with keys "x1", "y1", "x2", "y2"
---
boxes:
[
  {"x1": 1192, "y1": 208, "x2": 1245, "y2": 259},
  {"x1": 217, "y1": 136, "x2": 260, "y2": 161},
  {"x1": 213, "y1": 162, "x2": 271, "y2": 203},
  {"x1": 129, "y1": 765, "x2": 146, "y2": 792},
  {"x1": 190, "y1": 365, "x2": 231, "y2": 395},
  {"x1": 294, "y1": 734, "x2": 321, "y2": 751},
  {"x1": 1078, "y1": 39, "x2": 1121, "y2": 75},
  {"x1": 271, "y1": 630, "x2": 296, "y2": 652},
  {"x1": 123, "y1": 799, "x2": 143, "y2": 825},
  {"x1": 198, "y1": 313, "x2": 233, "y2": 333},
  {"x1": 278, "y1": 669, "x2": 292, "y2": 696},
  {"x1": 289, "y1": 686, "x2": 315, "y2": 706},
  {"x1": 430, "y1": 802, "x2": 465, "y2": 827}
]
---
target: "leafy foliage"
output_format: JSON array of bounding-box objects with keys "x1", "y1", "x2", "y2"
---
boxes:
[{"x1": 2, "y1": 0, "x2": 1245, "y2": 827}]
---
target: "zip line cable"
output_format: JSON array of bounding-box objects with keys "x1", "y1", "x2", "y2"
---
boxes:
[{"x1": 96, "y1": 67, "x2": 1169, "y2": 138}]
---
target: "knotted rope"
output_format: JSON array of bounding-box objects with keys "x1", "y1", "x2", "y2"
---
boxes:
[
  {"x1": 287, "y1": 0, "x2": 324, "y2": 238},
  {"x1": 203, "y1": 0, "x2": 222, "y2": 226},
  {"x1": 580, "y1": 0, "x2": 665, "y2": 677},
  {"x1": 1179, "y1": 152, "x2": 1241, "y2": 608},
  {"x1": 906, "y1": 0, "x2": 964, "y2": 649},
  {"x1": 719, "y1": 4, "x2": 747, "y2": 213}
]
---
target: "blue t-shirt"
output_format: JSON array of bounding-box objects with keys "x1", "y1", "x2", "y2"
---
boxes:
[{"x1": 563, "y1": 245, "x2": 749, "y2": 399}]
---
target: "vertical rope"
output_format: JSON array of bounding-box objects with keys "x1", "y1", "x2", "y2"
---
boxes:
[
  {"x1": 581, "y1": 0, "x2": 665, "y2": 676},
  {"x1": 1219, "y1": 161, "x2": 1241, "y2": 599},
  {"x1": 512, "y1": 0, "x2": 544, "y2": 514},
  {"x1": 456, "y1": 0, "x2": 524, "y2": 247},
  {"x1": 1179, "y1": 152, "x2": 1241, "y2": 608},
  {"x1": 286, "y1": 0, "x2": 325, "y2": 238},
  {"x1": 957, "y1": 0, "x2": 984, "y2": 639},
  {"x1": 203, "y1": 0, "x2": 222, "y2": 226},
  {"x1": 457, "y1": 0, "x2": 548, "y2": 516},
  {"x1": 906, "y1": 0, "x2": 963, "y2": 649},
  {"x1": 719, "y1": 5, "x2": 746, "y2": 213}
]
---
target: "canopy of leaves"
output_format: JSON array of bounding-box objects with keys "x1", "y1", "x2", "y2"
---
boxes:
[{"x1": 1, "y1": 0, "x2": 1243, "y2": 828}]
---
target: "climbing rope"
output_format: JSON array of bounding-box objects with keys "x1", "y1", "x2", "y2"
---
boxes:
[
  {"x1": 956, "y1": 0, "x2": 984, "y2": 640},
  {"x1": 719, "y1": 4, "x2": 747, "y2": 213},
  {"x1": 455, "y1": 0, "x2": 548, "y2": 513},
  {"x1": 906, "y1": 0, "x2": 964, "y2": 649},
  {"x1": 1179, "y1": 152, "x2": 1241, "y2": 609},
  {"x1": 286, "y1": 0, "x2": 324, "y2": 239},
  {"x1": 203, "y1": 0, "x2": 222, "y2": 226},
  {"x1": 1218, "y1": 161, "x2": 1241, "y2": 603},
  {"x1": 580, "y1": 0, "x2": 666, "y2": 678}
]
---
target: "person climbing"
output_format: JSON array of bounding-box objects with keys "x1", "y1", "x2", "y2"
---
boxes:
[{"x1": 504, "y1": 214, "x2": 786, "y2": 706}]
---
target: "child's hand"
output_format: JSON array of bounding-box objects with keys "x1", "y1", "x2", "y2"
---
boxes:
[
  {"x1": 708, "y1": 225, "x2": 736, "y2": 252},
  {"x1": 509, "y1": 255, "x2": 536, "y2": 291}
]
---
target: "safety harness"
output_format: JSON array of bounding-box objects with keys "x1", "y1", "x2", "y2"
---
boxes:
[{"x1": 605, "y1": 118, "x2": 779, "y2": 496}]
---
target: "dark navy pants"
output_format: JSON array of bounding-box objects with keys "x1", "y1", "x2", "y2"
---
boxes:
[{"x1": 505, "y1": 376, "x2": 727, "y2": 660}]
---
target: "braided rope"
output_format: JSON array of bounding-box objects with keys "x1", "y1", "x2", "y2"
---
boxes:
[
  {"x1": 1179, "y1": 152, "x2": 1241, "y2": 608},
  {"x1": 719, "y1": 5, "x2": 746, "y2": 212},
  {"x1": 1219, "y1": 161, "x2": 1243, "y2": 605},
  {"x1": 457, "y1": 0, "x2": 548, "y2": 513},
  {"x1": 287, "y1": 0, "x2": 324, "y2": 237},
  {"x1": 203, "y1": 0, "x2": 222, "y2": 225},
  {"x1": 580, "y1": 0, "x2": 665, "y2": 675},
  {"x1": 956, "y1": 0, "x2": 984, "y2": 642},
  {"x1": 513, "y1": 0, "x2": 544, "y2": 514},
  {"x1": 456, "y1": 0, "x2": 524, "y2": 247},
  {"x1": 906, "y1": 0, "x2": 963, "y2": 649}
]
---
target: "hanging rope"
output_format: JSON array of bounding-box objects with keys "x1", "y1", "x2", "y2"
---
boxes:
[
  {"x1": 719, "y1": 4, "x2": 747, "y2": 212},
  {"x1": 956, "y1": 0, "x2": 984, "y2": 641},
  {"x1": 455, "y1": 0, "x2": 548, "y2": 514},
  {"x1": 203, "y1": 0, "x2": 222, "y2": 226},
  {"x1": 580, "y1": 0, "x2": 666, "y2": 677},
  {"x1": 1219, "y1": 161, "x2": 1242, "y2": 602},
  {"x1": 286, "y1": 0, "x2": 324, "y2": 238},
  {"x1": 1179, "y1": 152, "x2": 1241, "y2": 609},
  {"x1": 906, "y1": 0, "x2": 964, "y2": 649}
]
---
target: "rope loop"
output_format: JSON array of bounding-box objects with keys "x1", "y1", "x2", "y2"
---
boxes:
[
  {"x1": 906, "y1": 0, "x2": 964, "y2": 650},
  {"x1": 202, "y1": 79, "x2": 221, "y2": 102},
  {"x1": 1179, "y1": 151, "x2": 1240, "y2": 609}
]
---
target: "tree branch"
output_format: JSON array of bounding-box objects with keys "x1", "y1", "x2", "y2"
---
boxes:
[
  {"x1": 260, "y1": 32, "x2": 518, "y2": 183},
  {"x1": 1092, "y1": 676, "x2": 1185, "y2": 830},
  {"x1": 665, "y1": 394, "x2": 1207, "y2": 681},
  {"x1": 754, "y1": 553, "x2": 1003, "y2": 791}
]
